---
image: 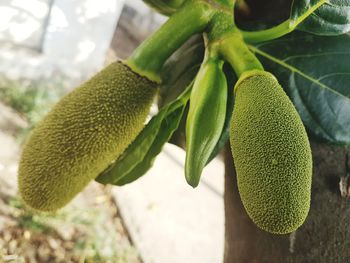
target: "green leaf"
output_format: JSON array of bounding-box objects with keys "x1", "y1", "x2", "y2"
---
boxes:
[
  {"x1": 95, "y1": 110, "x2": 166, "y2": 185},
  {"x1": 116, "y1": 101, "x2": 187, "y2": 185},
  {"x1": 290, "y1": 0, "x2": 326, "y2": 22},
  {"x1": 292, "y1": 0, "x2": 350, "y2": 35},
  {"x1": 159, "y1": 35, "x2": 204, "y2": 106},
  {"x1": 240, "y1": 0, "x2": 349, "y2": 43},
  {"x1": 249, "y1": 31, "x2": 350, "y2": 145},
  {"x1": 95, "y1": 86, "x2": 191, "y2": 185},
  {"x1": 158, "y1": 35, "x2": 204, "y2": 147}
]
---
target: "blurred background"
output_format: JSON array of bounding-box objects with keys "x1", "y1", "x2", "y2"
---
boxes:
[{"x1": 0, "y1": 1, "x2": 224, "y2": 262}]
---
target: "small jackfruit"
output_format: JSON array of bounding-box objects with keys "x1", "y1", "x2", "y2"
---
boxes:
[
  {"x1": 18, "y1": 62, "x2": 157, "y2": 211},
  {"x1": 230, "y1": 71, "x2": 312, "y2": 234}
]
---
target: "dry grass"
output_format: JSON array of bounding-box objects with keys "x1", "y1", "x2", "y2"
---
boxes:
[{"x1": 0, "y1": 183, "x2": 140, "y2": 263}]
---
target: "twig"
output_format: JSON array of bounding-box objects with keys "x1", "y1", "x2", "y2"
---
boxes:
[{"x1": 339, "y1": 153, "x2": 350, "y2": 197}]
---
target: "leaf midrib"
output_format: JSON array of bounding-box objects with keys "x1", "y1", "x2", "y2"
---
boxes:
[
  {"x1": 248, "y1": 44, "x2": 350, "y2": 102},
  {"x1": 290, "y1": 0, "x2": 328, "y2": 26},
  {"x1": 282, "y1": 52, "x2": 350, "y2": 62}
]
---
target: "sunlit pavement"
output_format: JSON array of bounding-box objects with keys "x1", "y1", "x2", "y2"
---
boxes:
[{"x1": 113, "y1": 143, "x2": 225, "y2": 263}]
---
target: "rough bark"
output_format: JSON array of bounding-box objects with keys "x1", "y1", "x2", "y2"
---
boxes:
[{"x1": 224, "y1": 142, "x2": 350, "y2": 263}]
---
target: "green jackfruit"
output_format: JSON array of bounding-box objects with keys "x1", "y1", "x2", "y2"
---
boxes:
[
  {"x1": 18, "y1": 62, "x2": 157, "y2": 211},
  {"x1": 230, "y1": 70, "x2": 312, "y2": 234}
]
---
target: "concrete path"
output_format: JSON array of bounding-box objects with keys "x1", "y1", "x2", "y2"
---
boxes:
[{"x1": 113, "y1": 143, "x2": 225, "y2": 263}]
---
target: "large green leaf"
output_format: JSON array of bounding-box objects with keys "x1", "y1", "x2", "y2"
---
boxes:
[
  {"x1": 290, "y1": 0, "x2": 325, "y2": 22},
  {"x1": 249, "y1": 32, "x2": 350, "y2": 144},
  {"x1": 292, "y1": 0, "x2": 350, "y2": 35}
]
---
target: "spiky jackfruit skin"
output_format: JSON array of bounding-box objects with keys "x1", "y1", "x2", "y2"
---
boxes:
[
  {"x1": 230, "y1": 71, "x2": 312, "y2": 234},
  {"x1": 18, "y1": 62, "x2": 157, "y2": 211}
]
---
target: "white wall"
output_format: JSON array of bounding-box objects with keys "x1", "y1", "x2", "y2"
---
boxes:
[
  {"x1": 0, "y1": 0, "x2": 52, "y2": 49},
  {"x1": 0, "y1": 0, "x2": 125, "y2": 85}
]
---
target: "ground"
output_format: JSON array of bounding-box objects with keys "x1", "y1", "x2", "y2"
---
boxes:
[{"x1": 0, "y1": 101, "x2": 140, "y2": 263}]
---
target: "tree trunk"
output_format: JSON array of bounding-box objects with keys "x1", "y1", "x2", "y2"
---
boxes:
[{"x1": 224, "y1": 142, "x2": 350, "y2": 263}]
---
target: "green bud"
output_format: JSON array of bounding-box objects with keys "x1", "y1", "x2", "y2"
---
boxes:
[{"x1": 185, "y1": 58, "x2": 227, "y2": 187}]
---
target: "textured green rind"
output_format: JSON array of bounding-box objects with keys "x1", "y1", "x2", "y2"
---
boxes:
[
  {"x1": 18, "y1": 62, "x2": 157, "y2": 211},
  {"x1": 230, "y1": 72, "x2": 312, "y2": 234}
]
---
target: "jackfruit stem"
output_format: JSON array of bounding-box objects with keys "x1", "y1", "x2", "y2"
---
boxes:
[
  {"x1": 240, "y1": 0, "x2": 327, "y2": 43},
  {"x1": 126, "y1": 1, "x2": 214, "y2": 83},
  {"x1": 218, "y1": 30, "x2": 263, "y2": 77},
  {"x1": 240, "y1": 20, "x2": 292, "y2": 43}
]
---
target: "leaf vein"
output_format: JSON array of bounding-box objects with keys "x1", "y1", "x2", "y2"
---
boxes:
[
  {"x1": 282, "y1": 52, "x2": 350, "y2": 62},
  {"x1": 291, "y1": 72, "x2": 335, "y2": 140},
  {"x1": 249, "y1": 45, "x2": 350, "y2": 102},
  {"x1": 310, "y1": 11, "x2": 350, "y2": 26},
  {"x1": 317, "y1": 72, "x2": 350, "y2": 82},
  {"x1": 325, "y1": 1, "x2": 350, "y2": 8},
  {"x1": 254, "y1": 36, "x2": 314, "y2": 48}
]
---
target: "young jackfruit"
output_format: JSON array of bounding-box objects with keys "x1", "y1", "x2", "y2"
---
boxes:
[
  {"x1": 230, "y1": 71, "x2": 312, "y2": 234},
  {"x1": 18, "y1": 62, "x2": 157, "y2": 212}
]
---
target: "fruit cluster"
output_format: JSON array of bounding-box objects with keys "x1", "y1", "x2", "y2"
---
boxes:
[{"x1": 18, "y1": 0, "x2": 312, "y2": 234}]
